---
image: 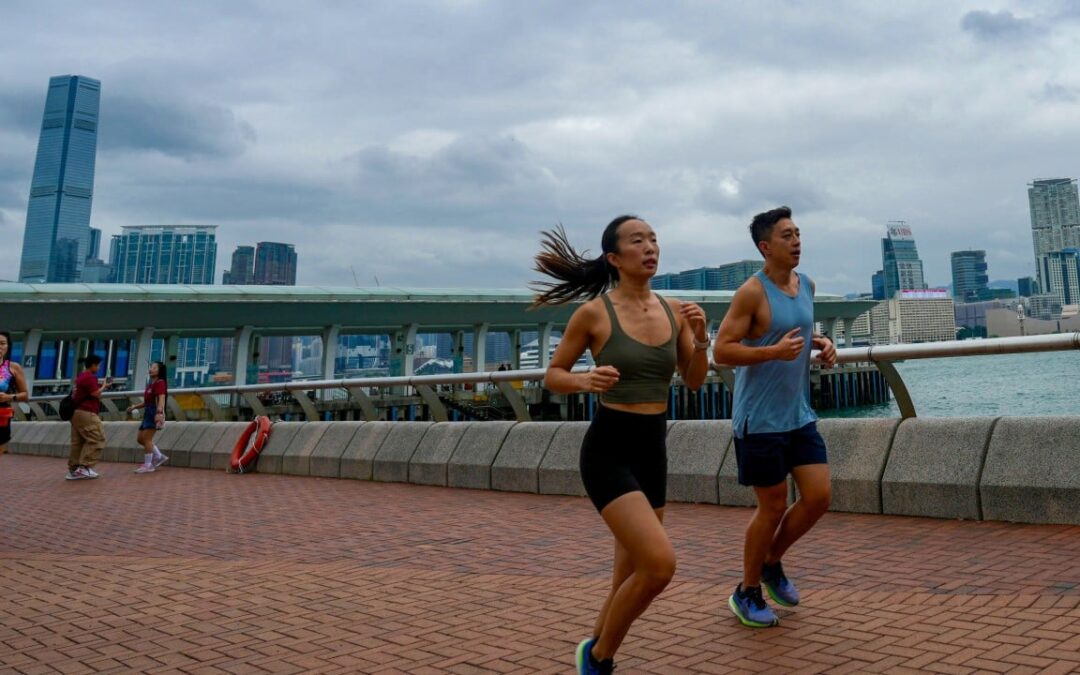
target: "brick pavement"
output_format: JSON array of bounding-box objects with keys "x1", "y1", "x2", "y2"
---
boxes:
[{"x1": 1, "y1": 454, "x2": 1078, "y2": 674}]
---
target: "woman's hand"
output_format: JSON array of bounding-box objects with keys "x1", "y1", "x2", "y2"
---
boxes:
[
  {"x1": 578, "y1": 366, "x2": 620, "y2": 393},
  {"x1": 679, "y1": 300, "x2": 708, "y2": 341}
]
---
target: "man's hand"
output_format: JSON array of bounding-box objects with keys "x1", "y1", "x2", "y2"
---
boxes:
[
  {"x1": 773, "y1": 328, "x2": 805, "y2": 361},
  {"x1": 812, "y1": 335, "x2": 837, "y2": 368},
  {"x1": 579, "y1": 366, "x2": 620, "y2": 393}
]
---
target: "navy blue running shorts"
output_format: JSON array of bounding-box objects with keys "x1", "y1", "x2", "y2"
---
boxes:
[
  {"x1": 734, "y1": 421, "x2": 828, "y2": 487},
  {"x1": 579, "y1": 405, "x2": 668, "y2": 512}
]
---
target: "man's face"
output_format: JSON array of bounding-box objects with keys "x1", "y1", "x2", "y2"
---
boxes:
[{"x1": 760, "y1": 218, "x2": 801, "y2": 267}]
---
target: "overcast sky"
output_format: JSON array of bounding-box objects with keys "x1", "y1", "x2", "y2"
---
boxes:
[{"x1": 2, "y1": 0, "x2": 1079, "y2": 294}]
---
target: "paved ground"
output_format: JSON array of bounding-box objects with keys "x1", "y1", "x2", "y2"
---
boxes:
[{"x1": 0, "y1": 455, "x2": 1078, "y2": 674}]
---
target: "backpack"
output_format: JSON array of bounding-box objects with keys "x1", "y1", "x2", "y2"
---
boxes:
[{"x1": 58, "y1": 394, "x2": 76, "y2": 421}]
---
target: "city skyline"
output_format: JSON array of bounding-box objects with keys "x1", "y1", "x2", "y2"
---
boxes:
[{"x1": 4, "y1": 4, "x2": 1080, "y2": 293}]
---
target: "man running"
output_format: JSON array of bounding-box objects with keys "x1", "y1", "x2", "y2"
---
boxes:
[{"x1": 714, "y1": 206, "x2": 837, "y2": 627}]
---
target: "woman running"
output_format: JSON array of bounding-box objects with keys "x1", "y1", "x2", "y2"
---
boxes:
[
  {"x1": 533, "y1": 215, "x2": 710, "y2": 674},
  {"x1": 0, "y1": 332, "x2": 30, "y2": 456},
  {"x1": 126, "y1": 361, "x2": 169, "y2": 473}
]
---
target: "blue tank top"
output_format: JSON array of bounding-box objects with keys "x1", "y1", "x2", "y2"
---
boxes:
[{"x1": 732, "y1": 271, "x2": 817, "y2": 437}]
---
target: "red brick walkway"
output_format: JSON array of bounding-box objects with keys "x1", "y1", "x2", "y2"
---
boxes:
[{"x1": 1, "y1": 455, "x2": 1078, "y2": 674}]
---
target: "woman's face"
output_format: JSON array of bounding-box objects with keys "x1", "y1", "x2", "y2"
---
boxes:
[
  {"x1": 0, "y1": 335, "x2": 8, "y2": 360},
  {"x1": 607, "y1": 219, "x2": 659, "y2": 278},
  {"x1": 149, "y1": 363, "x2": 159, "y2": 378}
]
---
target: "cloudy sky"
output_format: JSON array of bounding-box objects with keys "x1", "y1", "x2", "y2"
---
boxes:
[{"x1": 1, "y1": 0, "x2": 1079, "y2": 294}]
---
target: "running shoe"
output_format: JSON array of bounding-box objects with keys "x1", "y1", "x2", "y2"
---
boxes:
[
  {"x1": 762, "y1": 560, "x2": 800, "y2": 607},
  {"x1": 134, "y1": 464, "x2": 155, "y2": 474},
  {"x1": 575, "y1": 637, "x2": 614, "y2": 674},
  {"x1": 65, "y1": 467, "x2": 91, "y2": 480},
  {"x1": 85, "y1": 466, "x2": 100, "y2": 478},
  {"x1": 728, "y1": 584, "x2": 779, "y2": 628},
  {"x1": 152, "y1": 453, "x2": 169, "y2": 468}
]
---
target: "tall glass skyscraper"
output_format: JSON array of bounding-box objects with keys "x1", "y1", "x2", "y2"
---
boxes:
[
  {"x1": 222, "y1": 245, "x2": 255, "y2": 284},
  {"x1": 881, "y1": 222, "x2": 926, "y2": 300},
  {"x1": 18, "y1": 75, "x2": 101, "y2": 283}
]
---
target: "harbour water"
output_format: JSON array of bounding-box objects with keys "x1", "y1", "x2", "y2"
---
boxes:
[{"x1": 821, "y1": 350, "x2": 1080, "y2": 418}]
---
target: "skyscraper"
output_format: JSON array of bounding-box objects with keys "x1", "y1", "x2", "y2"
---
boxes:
[
  {"x1": 223, "y1": 245, "x2": 255, "y2": 284},
  {"x1": 1028, "y1": 178, "x2": 1080, "y2": 298},
  {"x1": 109, "y1": 225, "x2": 217, "y2": 284},
  {"x1": 18, "y1": 75, "x2": 101, "y2": 282},
  {"x1": 881, "y1": 222, "x2": 926, "y2": 300},
  {"x1": 950, "y1": 250, "x2": 989, "y2": 302},
  {"x1": 1039, "y1": 249, "x2": 1080, "y2": 306},
  {"x1": 253, "y1": 242, "x2": 298, "y2": 285},
  {"x1": 871, "y1": 270, "x2": 885, "y2": 300}
]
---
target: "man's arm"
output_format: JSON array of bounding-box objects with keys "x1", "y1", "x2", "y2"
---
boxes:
[{"x1": 713, "y1": 280, "x2": 804, "y2": 366}]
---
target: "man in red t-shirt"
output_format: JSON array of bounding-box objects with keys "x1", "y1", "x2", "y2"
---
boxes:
[{"x1": 67, "y1": 354, "x2": 110, "y2": 480}]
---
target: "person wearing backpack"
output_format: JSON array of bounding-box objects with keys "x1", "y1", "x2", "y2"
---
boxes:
[
  {"x1": 66, "y1": 354, "x2": 110, "y2": 480},
  {"x1": 126, "y1": 361, "x2": 169, "y2": 473}
]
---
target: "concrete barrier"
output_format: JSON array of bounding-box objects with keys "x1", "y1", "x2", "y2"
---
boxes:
[
  {"x1": 339, "y1": 422, "x2": 395, "y2": 480},
  {"x1": 309, "y1": 422, "x2": 365, "y2": 478},
  {"x1": 491, "y1": 422, "x2": 561, "y2": 493},
  {"x1": 160, "y1": 422, "x2": 213, "y2": 468},
  {"x1": 102, "y1": 422, "x2": 140, "y2": 463},
  {"x1": 206, "y1": 422, "x2": 249, "y2": 471},
  {"x1": 251, "y1": 422, "x2": 306, "y2": 474},
  {"x1": 981, "y1": 417, "x2": 1080, "y2": 525},
  {"x1": 446, "y1": 421, "x2": 516, "y2": 490},
  {"x1": 6, "y1": 421, "x2": 41, "y2": 453},
  {"x1": 882, "y1": 417, "x2": 996, "y2": 520},
  {"x1": 38, "y1": 422, "x2": 71, "y2": 458},
  {"x1": 373, "y1": 423, "x2": 434, "y2": 482},
  {"x1": 665, "y1": 420, "x2": 728, "y2": 504},
  {"x1": 281, "y1": 422, "x2": 334, "y2": 476},
  {"x1": 815, "y1": 418, "x2": 899, "y2": 514},
  {"x1": 538, "y1": 422, "x2": 588, "y2": 497},
  {"x1": 409, "y1": 422, "x2": 472, "y2": 487},
  {"x1": 149, "y1": 424, "x2": 188, "y2": 465}
]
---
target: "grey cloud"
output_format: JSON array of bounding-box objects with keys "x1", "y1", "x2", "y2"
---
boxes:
[
  {"x1": 352, "y1": 134, "x2": 557, "y2": 212},
  {"x1": 102, "y1": 94, "x2": 255, "y2": 159},
  {"x1": 961, "y1": 9, "x2": 1042, "y2": 42},
  {"x1": 1038, "y1": 82, "x2": 1079, "y2": 103},
  {"x1": 694, "y1": 169, "x2": 828, "y2": 217}
]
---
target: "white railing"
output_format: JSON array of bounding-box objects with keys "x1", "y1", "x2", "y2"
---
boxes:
[{"x1": 23, "y1": 333, "x2": 1080, "y2": 421}]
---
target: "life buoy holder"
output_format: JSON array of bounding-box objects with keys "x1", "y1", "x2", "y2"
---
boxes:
[{"x1": 230, "y1": 416, "x2": 272, "y2": 473}]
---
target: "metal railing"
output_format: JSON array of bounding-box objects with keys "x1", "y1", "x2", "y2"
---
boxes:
[{"x1": 22, "y1": 332, "x2": 1080, "y2": 422}]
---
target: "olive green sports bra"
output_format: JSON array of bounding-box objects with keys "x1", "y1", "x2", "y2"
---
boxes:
[{"x1": 595, "y1": 293, "x2": 679, "y2": 404}]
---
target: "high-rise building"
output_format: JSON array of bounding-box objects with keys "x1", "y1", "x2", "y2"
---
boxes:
[
  {"x1": 881, "y1": 222, "x2": 926, "y2": 300},
  {"x1": 1017, "y1": 276, "x2": 1039, "y2": 297},
  {"x1": 950, "y1": 250, "x2": 989, "y2": 302},
  {"x1": 1038, "y1": 248, "x2": 1080, "y2": 306},
  {"x1": 109, "y1": 225, "x2": 217, "y2": 284},
  {"x1": 223, "y1": 245, "x2": 255, "y2": 284},
  {"x1": 871, "y1": 270, "x2": 885, "y2": 300},
  {"x1": 1028, "y1": 178, "x2": 1080, "y2": 291},
  {"x1": 649, "y1": 260, "x2": 760, "y2": 291},
  {"x1": 87, "y1": 227, "x2": 102, "y2": 261},
  {"x1": 18, "y1": 75, "x2": 101, "y2": 283},
  {"x1": 253, "y1": 242, "x2": 297, "y2": 285}
]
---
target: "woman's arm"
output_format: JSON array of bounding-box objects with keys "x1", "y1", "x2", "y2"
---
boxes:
[
  {"x1": 543, "y1": 302, "x2": 619, "y2": 394},
  {"x1": 673, "y1": 300, "x2": 709, "y2": 391}
]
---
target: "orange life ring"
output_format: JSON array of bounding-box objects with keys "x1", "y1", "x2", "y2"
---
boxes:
[{"x1": 230, "y1": 416, "x2": 272, "y2": 473}]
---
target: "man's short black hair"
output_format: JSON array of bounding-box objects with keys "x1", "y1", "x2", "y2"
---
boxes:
[
  {"x1": 749, "y1": 206, "x2": 793, "y2": 248},
  {"x1": 82, "y1": 354, "x2": 102, "y2": 368}
]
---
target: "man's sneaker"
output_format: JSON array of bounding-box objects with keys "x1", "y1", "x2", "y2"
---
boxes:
[
  {"x1": 575, "y1": 637, "x2": 615, "y2": 674},
  {"x1": 762, "y1": 561, "x2": 800, "y2": 607},
  {"x1": 84, "y1": 466, "x2": 100, "y2": 478},
  {"x1": 134, "y1": 464, "x2": 155, "y2": 474},
  {"x1": 65, "y1": 467, "x2": 91, "y2": 480},
  {"x1": 152, "y1": 453, "x2": 169, "y2": 468},
  {"x1": 728, "y1": 584, "x2": 779, "y2": 628}
]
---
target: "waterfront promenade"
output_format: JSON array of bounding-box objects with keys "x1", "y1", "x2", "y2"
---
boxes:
[{"x1": 1, "y1": 455, "x2": 1077, "y2": 674}]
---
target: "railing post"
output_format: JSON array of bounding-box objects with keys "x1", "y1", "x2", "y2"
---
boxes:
[
  {"x1": 415, "y1": 384, "x2": 448, "y2": 422},
  {"x1": 346, "y1": 386, "x2": 379, "y2": 421},
  {"x1": 495, "y1": 380, "x2": 530, "y2": 421},
  {"x1": 199, "y1": 393, "x2": 228, "y2": 421}
]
